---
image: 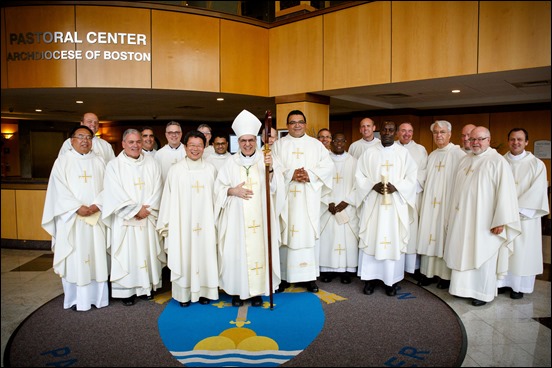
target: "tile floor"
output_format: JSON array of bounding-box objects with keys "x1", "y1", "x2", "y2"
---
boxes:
[{"x1": 1, "y1": 248, "x2": 550, "y2": 367}]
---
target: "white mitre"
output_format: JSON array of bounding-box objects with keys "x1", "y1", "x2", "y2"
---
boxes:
[{"x1": 232, "y1": 109, "x2": 261, "y2": 138}]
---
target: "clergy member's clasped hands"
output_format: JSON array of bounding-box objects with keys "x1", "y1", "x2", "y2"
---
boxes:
[
  {"x1": 134, "y1": 204, "x2": 151, "y2": 220},
  {"x1": 372, "y1": 181, "x2": 397, "y2": 195},
  {"x1": 292, "y1": 167, "x2": 310, "y2": 182},
  {"x1": 77, "y1": 204, "x2": 99, "y2": 217}
]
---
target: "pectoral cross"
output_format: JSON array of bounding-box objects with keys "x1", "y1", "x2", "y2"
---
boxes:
[
  {"x1": 193, "y1": 223, "x2": 202, "y2": 235},
  {"x1": 79, "y1": 170, "x2": 92, "y2": 183},
  {"x1": 432, "y1": 197, "x2": 441, "y2": 208},
  {"x1": 192, "y1": 181, "x2": 204, "y2": 193},
  {"x1": 333, "y1": 172, "x2": 343, "y2": 184},
  {"x1": 134, "y1": 178, "x2": 145, "y2": 190},
  {"x1": 380, "y1": 236, "x2": 391, "y2": 249},
  {"x1": 290, "y1": 186, "x2": 301, "y2": 198},
  {"x1": 435, "y1": 161, "x2": 445, "y2": 172},
  {"x1": 289, "y1": 224, "x2": 299, "y2": 237},
  {"x1": 250, "y1": 262, "x2": 263, "y2": 275},
  {"x1": 334, "y1": 244, "x2": 346, "y2": 255},
  {"x1": 248, "y1": 220, "x2": 261, "y2": 234},
  {"x1": 292, "y1": 148, "x2": 304, "y2": 159},
  {"x1": 381, "y1": 160, "x2": 393, "y2": 172}
]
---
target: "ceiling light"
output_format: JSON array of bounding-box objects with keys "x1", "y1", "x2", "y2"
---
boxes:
[
  {"x1": 217, "y1": 98, "x2": 224, "y2": 101},
  {"x1": 76, "y1": 100, "x2": 84, "y2": 104},
  {"x1": 451, "y1": 89, "x2": 461, "y2": 93},
  {"x1": 35, "y1": 109, "x2": 42, "y2": 112}
]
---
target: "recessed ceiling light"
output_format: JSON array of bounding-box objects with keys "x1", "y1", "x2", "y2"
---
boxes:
[
  {"x1": 451, "y1": 89, "x2": 461, "y2": 93},
  {"x1": 76, "y1": 100, "x2": 84, "y2": 104},
  {"x1": 35, "y1": 109, "x2": 42, "y2": 112},
  {"x1": 217, "y1": 97, "x2": 224, "y2": 101}
]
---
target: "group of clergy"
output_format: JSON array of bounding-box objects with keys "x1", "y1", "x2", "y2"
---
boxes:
[{"x1": 42, "y1": 110, "x2": 548, "y2": 311}]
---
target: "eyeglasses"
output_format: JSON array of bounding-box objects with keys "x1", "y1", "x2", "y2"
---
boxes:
[
  {"x1": 468, "y1": 137, "x2": 489, "y2": 143},
  {"x1": 166, "y1": 131, "x2": 181, "y2": 135},
  {"x1": 432, "y1": 130, "x2": 448, "y2": 135},
  {"x1": 72, "y1": 135, "x2": 93, "y2": 141},
  {"x1": 288, "y1": 120, "x2": 306, "y2": 125}
]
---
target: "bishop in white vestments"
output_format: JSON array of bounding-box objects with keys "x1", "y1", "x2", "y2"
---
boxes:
[{"x1": 215, "y1": 110, "x2": 285, "y2": 306}]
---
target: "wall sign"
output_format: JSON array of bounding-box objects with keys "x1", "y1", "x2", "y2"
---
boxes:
[{"x1": 534, "y1": 140, "x2": 551, "y2": 159}]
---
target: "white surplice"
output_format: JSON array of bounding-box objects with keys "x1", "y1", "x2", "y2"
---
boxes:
[
  {"x1": 157, "y1": 157, "x2": 219, "y2": 303},
  {"x1": 214, "y1": 151, "x2": 285, "y2": 299},
  {"x1": 319, "y1": 151, "x2": 359, "y2": 273},
  {"x1": 497, "y1": 151, "x2": 549, "y2": 293},
  {"x1": 272, "y1": 134, "x2": 335, "y2": 283},
  {"x1": 155, "y1": 143, "x2": 186, "y2": 182},
  {"x1": 396, "y1": 140, "x2": 428, "y2": 273},
  {"x1": 102, "y1": 152, "x2": 166, "y2": 299},
  {"x1": 444, "y1": 148, "x2": 521, "y2": 302},
  {"x1": 417, "y1": 143, "x2": 466, "y2": 280},
  {"x1": 348, "y1": 137, "x2": 381, "y2": 160},
  {"x1": 59, "y1": 136, "x2": 115, "y2": 163},
  {"x1": 206, "y1": 151, "x2": 232, "y2": 172},
  {"x1": 355, "y1": 143, "x2": 417, "y2": 286},
  {"x1": 42, "y1": 149, "x2": 109, "y2": 311}
]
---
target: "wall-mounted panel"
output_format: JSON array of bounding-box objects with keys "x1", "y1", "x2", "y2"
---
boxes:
[
  {"x1": 269, "y1": 17, "x2": 323, "y2": 97},
  {"x1": 151, "y1": 11, "x2": 219, "y2": 92},
  {"x1": 1, "y1": 189, "x2": 17, "y2": 239},
  {"x1": 220, "y1": 20, "x2": 268, "y2": 97},
  {"x1": 75, "y1": 6, "x2": 152, "y2": 88},
  {"x1": 4, "y1": 6, "x2": 77, "y2": 88},
  {"x1": 479, "y1": 1, "x2": 551, "y2": 73},
  {"x1": 392, "y1": 1, "x2": 478, "y2": 82},
  {"x1": 323, "y1": 1, "x2": 391, "y2": 90},
  {"x1": 15, "y1": 189, "x2": 50, "y2": 241}
]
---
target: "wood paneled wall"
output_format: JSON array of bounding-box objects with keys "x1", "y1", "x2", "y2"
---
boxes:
[
  {"x1": 1, "y1": 189, "x2": 50, "y2": 241},
  {"x1": 1, "y1": 189, "x2": 17, "y2": 239}
]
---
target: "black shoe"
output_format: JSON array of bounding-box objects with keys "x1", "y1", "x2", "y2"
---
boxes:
[
  {"x1": 199, "y1": 297, "x2": 210, "y2": 305},
  {"x1": 139, "y1": 294, "x2": 154, "y2": 301},
  {"x1": 340, "y1": 274, "x2": 351, "y2": 284},
  {"x1": 436, "y1": 279, "x2": 450, "y2": 289},
  {"x1": 70, "y1": 305, "x2": 77, "y2": 311},
  {"x1": 122, "y1": 295, "x2": 136, "y2": 306},
  {"x1": 363, "y1": 281, "x2": 375, "y2": 295},
  {"x1": 510, "y1": 291, "x2": 524, "y2": 299},
  {"x1": 306, "y1": 281, "x2": 319, "y2": 293},
  {"x1": 417, "y1": 275, "x2": 434, "y2": 286},
  {"x1": 232, "y1": 296, "x2": 244, "y2": 307},
  {"x1": 385, "y1": 285, "x2": 397, "y2": 297},
  {"x1": 276, "y1": 281, "x2": 290, "y2": 293},
  {"x1": 251, "y1": 296, "x2": 263, "y2": 307},
  {"x1": 179, "y1": 301, "x2": 191, "y2": 307},
  {"x1": 471, "y1": 299, "x2": 487, "y2": 306},
  {"x1": 497, "y1": 287, "x2": 509, "y2": 294},
  {"x1": 320, "y1": 272, "x2": 333, "y2": 283}
]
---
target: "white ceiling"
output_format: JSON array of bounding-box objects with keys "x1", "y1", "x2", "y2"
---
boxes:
[{"x1": 1, "y1": 66, "x2": 550, "y2": 125}]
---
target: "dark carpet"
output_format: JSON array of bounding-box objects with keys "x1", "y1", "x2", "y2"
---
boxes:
[{"x1": 4, "y1": 276, "x2": 466, "y2": 367}]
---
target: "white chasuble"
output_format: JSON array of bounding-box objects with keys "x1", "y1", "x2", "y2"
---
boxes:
[
  {"x1": 444, "y1": 149, "x2": 521, "y2": 277},
  {"x1": 157, "y1": 158, "x2": 218, "y2": 303},
  {"x1": 102, "y1": 153, "x2": 166, "y2": 298},
  {"x1": 497, "y1": 151, "x2": 549, "y2": 293},
  {"x1": 355, "y1": 144, "x2": 417, "y2": 261},
  {"x1": 215, "y1": 151, "x2": 284, "y2": 299},
  {"x1": 242, "y1": 165, "x2": 266, "y2": 295}
]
